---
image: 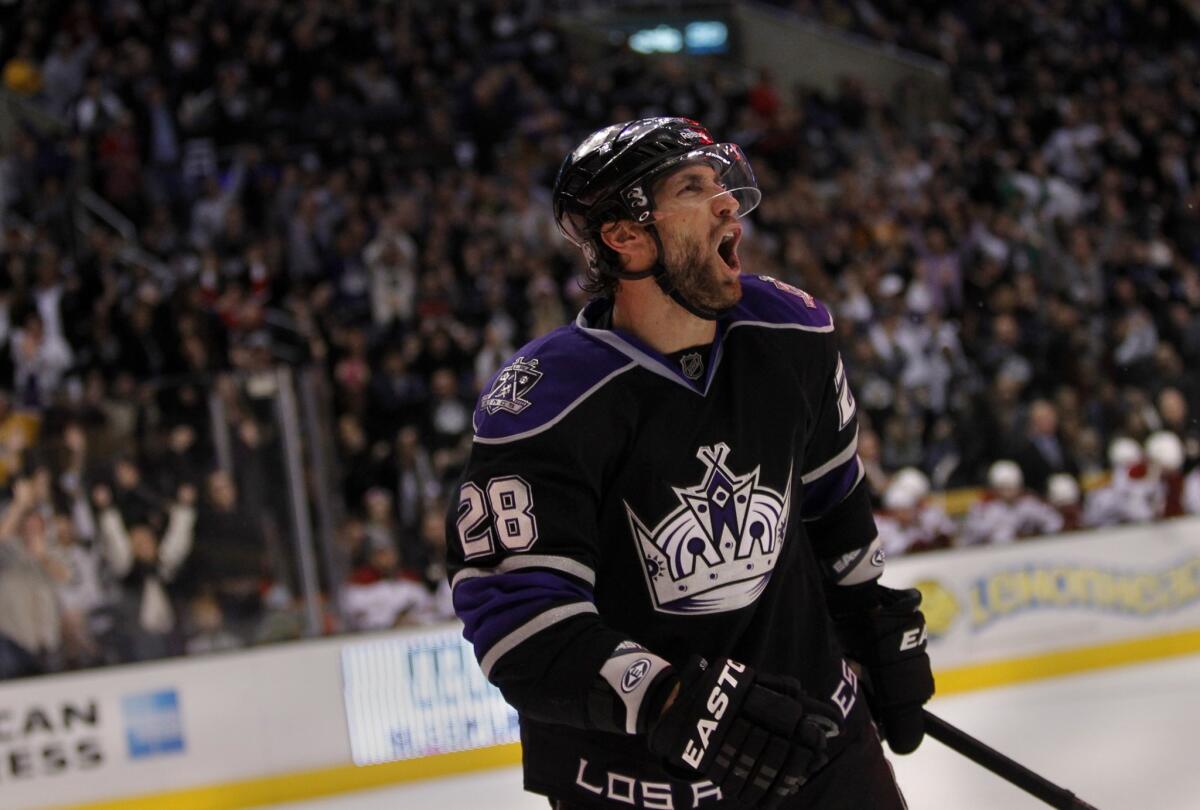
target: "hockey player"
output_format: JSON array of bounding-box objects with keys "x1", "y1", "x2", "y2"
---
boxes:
[
  {"x1": 1144, "y1": 431, "x2": 1187, "y2": 519},
  {"x1": 961, "y1": 460, "x2": 1063, "y2": 545},
  {"x1": 447, "y1": 119, "x2": 933, "y2": 809},
  {"x1": 874, "y1": 469, "x2": 956, "y2": 556},
  {"x1": 1083, "y1": 437, "x2": 1158, "y2": 527},
  {"x1": 1046, "y1": 473, "x2": 1085, "y2": 531}
]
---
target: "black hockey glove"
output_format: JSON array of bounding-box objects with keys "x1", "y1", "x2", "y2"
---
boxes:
[
  {"x1": 647, "y1": 656, "x2": 842, "y2": 809},
  {"x1": 831, "y1": 585, "x2": 934, "y2": 755}
]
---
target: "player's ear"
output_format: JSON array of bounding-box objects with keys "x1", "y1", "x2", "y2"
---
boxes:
[
  {"x1": 599, "y1": 220, "x2": 641, "y2": 252},
  {"x1": 600, "y1": 220, "x2": 654, "y2": 267}
]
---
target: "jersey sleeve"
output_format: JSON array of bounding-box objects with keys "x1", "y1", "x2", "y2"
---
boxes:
[
  {"x1": 446, "y1": 333, "x2": 672, "y2": 735},
  {"x1": 733, "y1": 276, "x2": 883, "y2": 588},
  {"x1": 798, "y1": 317, "x2": 883, "y2": 586}
]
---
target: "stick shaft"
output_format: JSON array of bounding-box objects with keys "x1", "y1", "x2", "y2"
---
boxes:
[{"x1": 922, "y1": 710, "x2": 1098, "y2": 809}]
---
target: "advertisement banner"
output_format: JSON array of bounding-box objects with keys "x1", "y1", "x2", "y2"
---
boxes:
[
  {"x1": 0, "y1": 627, "x2": 514, "y2": 809},
  {"x1": 0, "y1": 635, "x2": 350, "y2": 810},
  {"x1": 882, "y1": 517, "x2": 1200, "y2": 671},
  {"x1": 341, "y1": 630, "x2": 519, "y2": 765}
]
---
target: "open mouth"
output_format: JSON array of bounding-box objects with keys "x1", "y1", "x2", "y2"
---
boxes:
[{"x1": 716, "y1": 227, "x2": 742, "y2": 273}]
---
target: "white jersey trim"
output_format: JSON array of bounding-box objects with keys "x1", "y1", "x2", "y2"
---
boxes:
[
  {"x1": 474, "y1": 361, "x2": 637, "y2": 445},
  {"x1": 801, "y1": 427, "x2": 859, "y2": 485},
  {"x1": 726, "y1": 319, "x2": 835, "y2": 335},
  {"x1": 573, "y1": 318, "x2": 701, "y2": 393},
  {"x1": 450, "y1": 555, "x2": 597, "y2": 591},
  {"x1": 570, "y1": 308, "x2": 834, "y2": 399},
  {"x1": 480, "y1": 602, "x2": 598, "y2": 678}
]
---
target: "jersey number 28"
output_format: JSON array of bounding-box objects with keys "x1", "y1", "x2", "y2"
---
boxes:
[{"x1": 455, "y1": 476, "x2": 539, "y2": 559}]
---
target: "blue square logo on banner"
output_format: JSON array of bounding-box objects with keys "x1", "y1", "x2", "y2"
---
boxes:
[{"x1": 122, "y1": 689, "x2": 185, "y2": 759}]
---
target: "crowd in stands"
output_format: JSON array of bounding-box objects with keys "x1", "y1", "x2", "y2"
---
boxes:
[{"x1": 0, "y1": 0, "x2": 1198, "y2": 677}]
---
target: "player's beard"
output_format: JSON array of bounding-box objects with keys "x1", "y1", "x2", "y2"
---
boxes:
[{"x1": 660, "y1": 227, "x2": 742, "y2": 313}]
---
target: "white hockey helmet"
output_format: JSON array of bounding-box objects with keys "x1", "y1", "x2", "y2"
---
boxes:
[
  {"x1": 893, "y1": 467, "x2": 931, "y2": 501},
  {"x1": 1145, "y1": 431, "x2": 1184, "y2": 472},
  {"x1": 988, "y1": 460, "x2": 1024, "y2": 494},
  {"x1": 884, "y1": 477, "x2": 921, "y2": 511},
  {"x1": 1046, "y1": 473, "x2": 1080, "y2": 507},
  {"x1": 1107, "y1": 436, "x2": 1143, "y2": 470}
]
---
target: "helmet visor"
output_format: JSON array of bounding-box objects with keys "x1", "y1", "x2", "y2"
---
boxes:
[{"x1": 622, "y1": 143, "x2": 761, "y2": 227}]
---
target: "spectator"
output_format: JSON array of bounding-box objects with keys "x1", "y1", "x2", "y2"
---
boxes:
[
  {"x1": 416, "y1": 498, "x2": 454, "y2": 620},
  {"x1": 95, "y1": 483, "x2": 196, "y2": 661},
  {"x1": 1012, "y1": 399, "x2": 1077, "y2": 496},
  {"x1": 365, "y1": 347, "x2": 426, "y2": 442},
  {"x1": 187, "y1": 470, "x2": 267, "y2": 642},
  {"x1": 364, "y1": 203, "x2": 418, "y2": 331},
  {"x1": 11, "y1": 312, "x2": 72, "y2": 409},
  {"x1": 473, "y1": 323, "x2": 515, "y2": 395},
  {"x1": 423, "y1": 367, "x2": 472, "y2": 479},
  {"x1": 393, "y1": 424, "x2": 439, "y2": 553},
  {"x1": 52, "y1": 420, "x2": 95, "y2": 542},
  {"x1": 184, "y1": 592, "x2": 244, "y2": 656},
  {"x1": 152, "y1": 423, "x2": 208, "y2": 498},
  {"x1": 229, "y1": 416, "x2": 287, "y2": 550},
  {"x1": 361, "y1": 486, "x2": 399, "y2": 550},
  {"x1": 0, "y1": 479, "x2": 64, "y2": 675},
  {"x1": 109, "y1": 454, "x2": 161, "y2": 529},
  {"x1": 337, "y1": 413, "x2": 386, "y2": 508},
  {"x1": 1156, "y1": 387, "x2": 1200, "y2": 471},
  {"x1": 45, "y1": 511, "x2": 105, "y2": 666}
]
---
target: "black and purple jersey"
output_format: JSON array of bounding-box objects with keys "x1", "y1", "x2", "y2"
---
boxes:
[{"x1": 447, "y1": 275, "x2": 880, "y2": 807}]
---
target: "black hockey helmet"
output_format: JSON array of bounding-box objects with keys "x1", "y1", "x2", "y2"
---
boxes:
[{"x1": 552, "y1": 117, "x2": 760, "y2": 317}]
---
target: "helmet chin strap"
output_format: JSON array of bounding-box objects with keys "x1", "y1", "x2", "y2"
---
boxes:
[
  {"x1": 646, "y1": 225, "x2": 732, "y2": 322},
  {"x1": 595, "y1": 224, "x2": 735, "y2": 321}
]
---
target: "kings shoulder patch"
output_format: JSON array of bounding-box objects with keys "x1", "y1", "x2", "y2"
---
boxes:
[{"x1": 482, "y1": 356, "x2": 543, "y2": 416}]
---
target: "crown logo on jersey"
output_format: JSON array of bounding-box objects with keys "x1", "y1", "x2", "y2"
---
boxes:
[
  {"x1": 626, "y1": 443, "x2": 791, "y2": 615},
  {"x1": 482, "y1": 356, "x2": 542, "y2": 416}
]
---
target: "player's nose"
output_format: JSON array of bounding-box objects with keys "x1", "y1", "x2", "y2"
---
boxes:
[{"x1": 711, "y1": 188, "x2": 739, "y2": 218}]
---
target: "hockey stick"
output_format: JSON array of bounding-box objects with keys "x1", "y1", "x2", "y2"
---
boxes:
[{"x1": 923, "y1": 710, "x2": 1100, "y2": 809}]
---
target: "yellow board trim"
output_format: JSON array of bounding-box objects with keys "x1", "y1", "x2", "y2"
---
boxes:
[
  {"x1": 934, "y1": 625, "x2": 1200, "y2": 695},
  {"x1": 46, "y1": 627, "x2": 1200, "y2": 810},
  {"x1": 47, "y1": 743, "x2": 523, "y2": 810}
]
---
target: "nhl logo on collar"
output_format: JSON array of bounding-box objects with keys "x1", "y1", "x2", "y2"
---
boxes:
[
  {"x1": 625, "y1": 443, "x2": 792, "y2": 616},
  {"x1": 482, "y1": 356, "x2": 543, "y2": 415},
  {"x1": 679, "y1": 351, "x2": 703, "y2": 380}
]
